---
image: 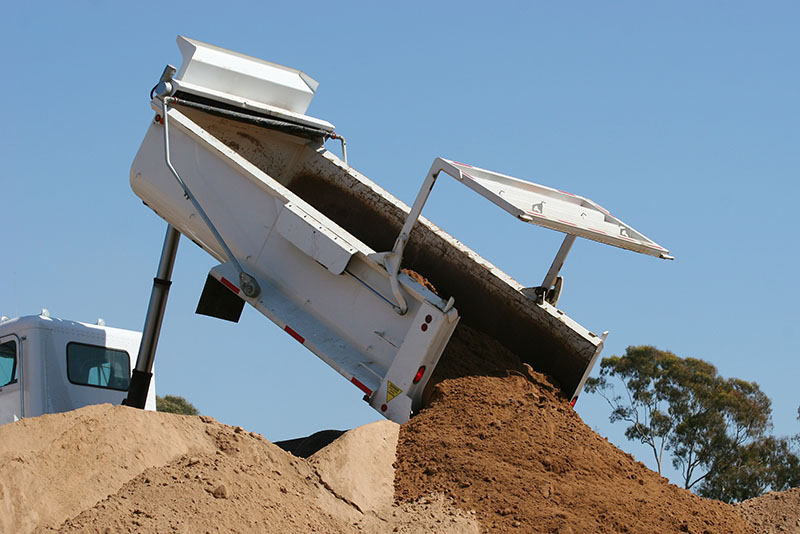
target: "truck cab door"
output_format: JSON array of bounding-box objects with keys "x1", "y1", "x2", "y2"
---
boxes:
[{"x1": 0, "y1": 335, "x2": 21, "y2": 424}]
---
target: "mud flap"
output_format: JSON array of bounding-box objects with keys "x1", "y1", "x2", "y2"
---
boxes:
[{"x1": 196, "y1": 274, "x2": 245, "y2": 323}]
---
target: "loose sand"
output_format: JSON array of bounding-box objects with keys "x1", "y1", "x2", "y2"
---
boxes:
[
  {"x1": 738, "y1": 487, "x2": 800, "y2": 534},
  {"x1": 0, "y1": 404, "x2": 217, "y2": 533},
  {"x1": 0, "y1": 405, "x2": 476, "y2": 534}
]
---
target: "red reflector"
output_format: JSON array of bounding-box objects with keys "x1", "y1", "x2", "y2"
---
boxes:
[
  {"x1": 220, "y1": 277, "x2": 240, "y2": 294},
  {"x1": 284, "y1": 326, "x2": 305, "y2": 344},
  {"x1": 425, "y1": 315, "x2": 432, "y2": 324},
  {"x1": 413, "y1": 366, "x2": 426, "y2": 384},
  {"x1": 351, "y1": 377, "x2": 372, "y2": 396},
  {"x1": 421, "y1": 324, "x2": 428, "y2": 332},
  {"x1": 380, "y1": 404, "x2": 388, "y2": 412},
  {"x1": 570, "y1": 397, "x2": 578, "y2": 408}
]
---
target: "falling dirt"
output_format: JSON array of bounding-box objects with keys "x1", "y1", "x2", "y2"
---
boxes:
[
  {"x1": 402, "y1": 268, "x2": 439, "y2": 294},
  {"x1": 394, "y1": 323, "x2": 755, "y2": 533}
]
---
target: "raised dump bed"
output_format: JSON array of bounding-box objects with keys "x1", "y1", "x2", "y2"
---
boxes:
[{"x1": 130, "y1": 36, "x2": 670, "y2": 422}]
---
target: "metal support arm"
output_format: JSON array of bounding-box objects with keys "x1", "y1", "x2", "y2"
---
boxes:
[
  {"x1": 373, "y1": 157, "x2": 583, "y2": 312},
  {"x1": 368, "y1": 160, "x2": 448, "y2": 314},
  {"x1": 125, "y1": 224, "x2": 181, "y2": 409},
  {"x1": 521, "y1": 234, "x2": 575, "y2": 307},
  {"x1": 542, "y1": 234, "x2": 576, "y2": 290}
]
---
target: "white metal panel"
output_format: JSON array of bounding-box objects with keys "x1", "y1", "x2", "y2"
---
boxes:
[
  {"x1": 371, "y1": 301, "x2": 459, "y2": 423},
  {"x1": 437, "y1": 159, "x2": 672, "y2": 259},
  {"x1": 208, "y1": 256, "x2": 457, "y2": 421},
  {"x1": 209, "y1": 262, "x2": 383, "y2": 395},
  {"x1": 172, "y1": 36, "x2": 335, "y2": 133},
  {"x1": 275, "y1": 202, "x2": 357, "y2": 275},
  {"x1": 175, "y1": 36, "x2": 318, "y2": 115}
]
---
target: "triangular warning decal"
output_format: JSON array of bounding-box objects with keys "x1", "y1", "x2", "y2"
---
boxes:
[{"x1": 386, "y1": 381, "x2": 402, "y2": 403}]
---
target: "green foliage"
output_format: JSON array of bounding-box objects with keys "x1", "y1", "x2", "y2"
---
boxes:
[
  {"x1": 156, "y1": 394, "x2": 199, "y2": 416},
  {"x1": 697, "y1": 436, "x2": 800, "y2": 502},
  {"x1": 585, "y1": 346, "x2": 684, "y2": 476},
  {"x1": 586, "y1": 346, "x2": 799, "y2": 502}
]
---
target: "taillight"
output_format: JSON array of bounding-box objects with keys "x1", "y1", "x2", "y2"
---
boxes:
[
  {"x1": 413, "y1": 366, "x2": 426, "y2": 384},
  {"x1": 570, "y1": 397, "x2": 578, "y2": 407}
]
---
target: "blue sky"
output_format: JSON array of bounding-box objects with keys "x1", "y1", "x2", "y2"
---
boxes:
[{"x1": 2, "y1": 2, "x2": 798, "y2": 485}]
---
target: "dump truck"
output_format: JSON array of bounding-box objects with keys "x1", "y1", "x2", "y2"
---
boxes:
[
  {"x1": 125, "y1": 36, "x2": 671, "y2": 423},
  {"x1": 0, "y1": 312, "x2": 155, "y2": 424}
]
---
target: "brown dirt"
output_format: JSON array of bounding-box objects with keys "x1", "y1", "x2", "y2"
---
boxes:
[
  {"x1": 394, "y1": 323, "x2": 754, "y2": 533},
  {"x1": 402, "y1": 268, "x2": 439, "y2": 294},
  {"x1": 738, "y1": 487, "x2": 800, "y2": 533}
]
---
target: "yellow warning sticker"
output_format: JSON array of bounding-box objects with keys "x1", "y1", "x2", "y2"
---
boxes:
[{"x1": 386, "y1": 381, "x2": 403, "y2": 403}]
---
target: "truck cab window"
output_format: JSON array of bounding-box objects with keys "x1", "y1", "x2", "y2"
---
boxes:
[
  {"x1": 0, "y1": 341, "x2": 17, "y2": 387},
  {"x1": 66, "y1": 343, "x2": 130, "y2": 391}
]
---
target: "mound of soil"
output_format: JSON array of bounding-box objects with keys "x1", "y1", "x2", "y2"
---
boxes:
[
  {"x1": 0, "y1": 322, "x2": 788, "y2": 533},
  {"x1": 0, "y1": 405, "x2": 477, "y2": 534},
  {"x1": 50, "y1": 414, "x2": 477, "y2": 534},
  {"x1": 738, "y1": 487, "x2": 800, "y2": 533},
  {"x1": 275, "y1": 429, "x2": 346, "y2": 458},
  {"x1": 394, "y1": 324, "x2": 753, "y2": 533},
  {"x1": 0, "y1": 404, "x2": 220, "y2": 533}
]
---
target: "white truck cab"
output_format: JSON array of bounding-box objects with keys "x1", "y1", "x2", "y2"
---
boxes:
[{"x1": 0, "y1": 312, "x2": 155, "y2": 424}]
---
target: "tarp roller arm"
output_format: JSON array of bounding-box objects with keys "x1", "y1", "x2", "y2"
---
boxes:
[{"x1": 164, "y1": 95, "x2": 333, "y2": 144}]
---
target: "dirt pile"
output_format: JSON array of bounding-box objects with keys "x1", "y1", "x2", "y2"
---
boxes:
[
  {"x1": 394, "y1": 324, "x2": 753, "y2": 533},
  {"x1": 738, "y1": 487, "x2": 800, "y2": 533},
  {"x1": 0, "y1": 404, "x2": 219, "y2": 533},
  {"x1": 1, "y1": 405, "x2": 477, "y2": 534},
  {"x1": 1, "y1": 322, "x2": 792, "y2": 533}
]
